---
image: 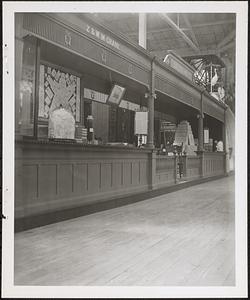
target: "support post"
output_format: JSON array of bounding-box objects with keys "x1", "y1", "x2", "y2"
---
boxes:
[
  {"x1": 33, "y1": 38, "x2": 41, "y2": 139},
  {"x1": 197, "y1": 90, "x2": 205, "y2": 177},
  {"x1": 149, "y1": 150, "x2": 157, "y2": 190},
  {"x1": 182, "y1": 153, "x2": 187, "y2": 178},
  {"x1": 15, "y1": 14, "x2": 24, "y2": 136},
  {"x1": 146, "y1": 57, "x2": 156, "y2": 149},
  {"x1": 139, "y1": 13, "x2": 147, "y2": 49},
  {"x1": 223, "y1": 107, "x2": 229, "y2": 175},
  {"x1": 174, "y1": 152, "x2": 178, "y2": 184},
  {"x1": 197, "y1": 115, "x2": 204, "y2": 152}
]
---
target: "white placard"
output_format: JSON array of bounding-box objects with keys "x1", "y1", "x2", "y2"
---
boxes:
[
  {"x1": 135, "y1": 111, "x2": 148, "y2": 135},
  {"x1": 204, "y1": 128, "x2": 209, "y2": 143}
]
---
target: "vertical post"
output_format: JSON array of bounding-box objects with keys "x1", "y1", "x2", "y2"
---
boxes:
[
  {"x1": 149, "y1": 150, "x2": 157, "y2": 190},
  {"x1": 146, "y1": 57, "x2": 156, "y2": 149},
  {"x1": 139, "y1": 13, "x2": 147, "y2": 49},
  {"x1": 210, "y1": 63, "x2": 213, "y2": 93},
  {"x1": 197, "y1": 96, "x2": 204, "y2": 152},
  {"x1": 15, "y1": 14, "x2": 24, "y2": 137},
  {"x1": 174, "y1": 152, "x2": 178, "y2": 184},
  {"x1": 182, "y1": 153, "x2": 187, "y2": 178},
  {"x1": 197, "y1": 90, "x2": 205, "y2": 177},
  {"x1": 33, "y1": 38, "x2": 41, "y2": 139},
  {"x1": 223, "y1": 107, "x2": 229, "y2": 175}
]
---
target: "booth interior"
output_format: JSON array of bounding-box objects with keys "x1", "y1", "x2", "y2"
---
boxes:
[{"x1": 17, "y1": 36, "x2": 224, "y2": 153}]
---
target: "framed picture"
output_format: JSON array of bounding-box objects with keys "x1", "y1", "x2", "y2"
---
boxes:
[{"x1": 106, "y1": 84, "x2": 126, "y2": 106}]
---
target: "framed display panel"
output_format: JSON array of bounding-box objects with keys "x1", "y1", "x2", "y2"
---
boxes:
[
  {"x1": 39, "y1": 63, "x2": 81, "y2": 122},
  {"x1": 106, "y1": 84, "x2": 126, "y2": 106}
]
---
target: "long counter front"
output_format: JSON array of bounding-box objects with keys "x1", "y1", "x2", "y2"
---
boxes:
[
  {"x1": 15, "y1": 140, "x2": 152, "y2": 219},
  {"x1": 15, "y1": 139, "x2": 227, "y2": 227}
]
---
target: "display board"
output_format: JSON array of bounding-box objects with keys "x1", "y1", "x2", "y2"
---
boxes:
[
  {"x1": 134, "y1": 111, "x2": 148, "y2": 135},
  {"x1": 39, "y1": 64, "x2": 80, "y2": 121}
]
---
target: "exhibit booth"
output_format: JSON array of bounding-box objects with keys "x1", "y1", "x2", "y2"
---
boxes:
[{"x1": 15, "y1": 13, "x2": 229, "y2": 231}]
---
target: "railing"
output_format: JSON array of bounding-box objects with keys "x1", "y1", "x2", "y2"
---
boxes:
[
  {"x1": 203, "y1": 152, "x2": 225, "y2": 177},
  {"x1": 185, "y1": 155, "x2": 201, "y2": 180}
]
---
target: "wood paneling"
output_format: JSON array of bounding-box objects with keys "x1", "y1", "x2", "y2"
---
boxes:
[
  {"x1": 73, "y1": 164, "x2": 88, "y2": 193},
  {"x1": 123, "y1": 162, "x2": 132, "y2": 186},
  {"x1": 155, "y1": 156, "x2": 176, "y2": 186},
  {"x1": 101, "y1": 163, "x2": 112, "y2": 190},
  {"x1": 58, "y1": 164, "x2": 73, "y2": 196},
  {"x1": 203, "y1": 153, "x2": 224, "y2": 177},
  {"x1": 112, "y1": 162, "x2": 123, "y2": 187},
  {"x1": 139, "y1": 161, "x2": 148, "y2": 185},
  {"x1": 88, "y1": 163, "x2": 100, "y2": 192},
  {"x1": 132, "y1": 161, "x2": 140, "y2": 185},
  {"x1": 186, "y1": 156, "x2": 200, "y2": 179},
  {"x1": 15, "y1": 141, "x2": 151, "y2": 218},
  {"x1": 23, "y1": 165, "x2": 38, "y2": 199},
  {"x1": 38, "y1": 164, "x2": 57, "y2": 198},
  {"x1": 15, "y1": 141, "x2": 226, "y2": 220}
]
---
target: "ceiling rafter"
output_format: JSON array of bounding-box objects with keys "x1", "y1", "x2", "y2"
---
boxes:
[
  {"x1": 150, "y1": 47, "x2": 219, "y2": 59},
  {"x1": 123, "y1": 18, "x2": 236, "y2": 36},
  {"x1": 182, "y1": 14, "x2": 199, "y2": 48},
  {"x1": 218, "y1": 40, "x2": 235, "y2": 53},
  {"x1": 159, "y1": 13, "x2": 200, "y2": 52},
  {"x1": 186, "y1": 18, "x2": 235, "y2": 28},
  {"x1": 217, "y1": 29, "x2": 236, "y2": 49}
]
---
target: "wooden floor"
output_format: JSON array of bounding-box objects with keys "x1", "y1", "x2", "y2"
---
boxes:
[{"x1": 14, "y1": 175, "x2": 235, "y2": 286}]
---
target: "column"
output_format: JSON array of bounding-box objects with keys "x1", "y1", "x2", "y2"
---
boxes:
[
  {"x1": 222, "y1": 108, "x2": 229, "y2": 175},
  {"x1": 197, "y1": 113, "x2": 204, "y2": 152},
  {"x1": 139, "y1": 13, "x2": 147, "y2": 49},
  {"x1": 15, "y1": 13, "x2": 24, "y2": 136},
  {"x1": 146, "y1": 58, "x2": 156, "y2": 149},
  {"x1": 197, "y1": 91, "x2": 205, "y2": 177},
  {"x1": 149, "y1": 150, "x2": 157, "y2": 190}
]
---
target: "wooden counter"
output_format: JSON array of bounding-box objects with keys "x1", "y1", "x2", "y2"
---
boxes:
[
  {"x1": 15, "y1": 139, "x2": 227, "y2": 226},
  {"x1": 15, "y1": 139, "x2": 152, "y2": 219}
]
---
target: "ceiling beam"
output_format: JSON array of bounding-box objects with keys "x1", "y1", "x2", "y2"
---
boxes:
[
  {"x1": 218, "y1": 40, "x2": 235, "y2": 53},
  {"x1": 217, "y1": 29, "x2": 236, "y2": 49},
  {"x1": 123, "y1": 18, "x2": 236, "y2": 36},
  {"x1": 186, "y1": 18, "x2": 235, "y2": 28},
  {"x1": 150, "y1": 48, "x2": 219, "y2": 59},
  {"x1": 159, "y1": 14, "x2": 200, "y2": 52},
  {"x1": 182, "y1": 14, "x2": 199, "y2": 48}
]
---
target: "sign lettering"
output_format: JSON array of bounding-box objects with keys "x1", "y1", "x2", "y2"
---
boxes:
[{"x1": 85, "y1": 24, "x2": 120, "y2": 50}]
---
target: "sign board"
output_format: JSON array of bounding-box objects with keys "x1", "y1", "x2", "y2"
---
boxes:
[
  {"x1": 160, "y1": 121, "x2": 176, "y2": 131},
  {"x1": 107, "y1": 84, "x2": 126, "y2": 106},
  {"x1": 84, "y1": 88, "x2": 148, "y2": 111},
  {"x1": 84, "y1": 88, "x2": 108, "y2": 104},
  {"x1": 135, "y1": 111, "x2": 148, "y2": 135}
]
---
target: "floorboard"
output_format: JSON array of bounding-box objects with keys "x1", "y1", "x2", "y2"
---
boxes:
[{"x1": 14, "y1": 176, "x2": 235, "y2": 286}]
